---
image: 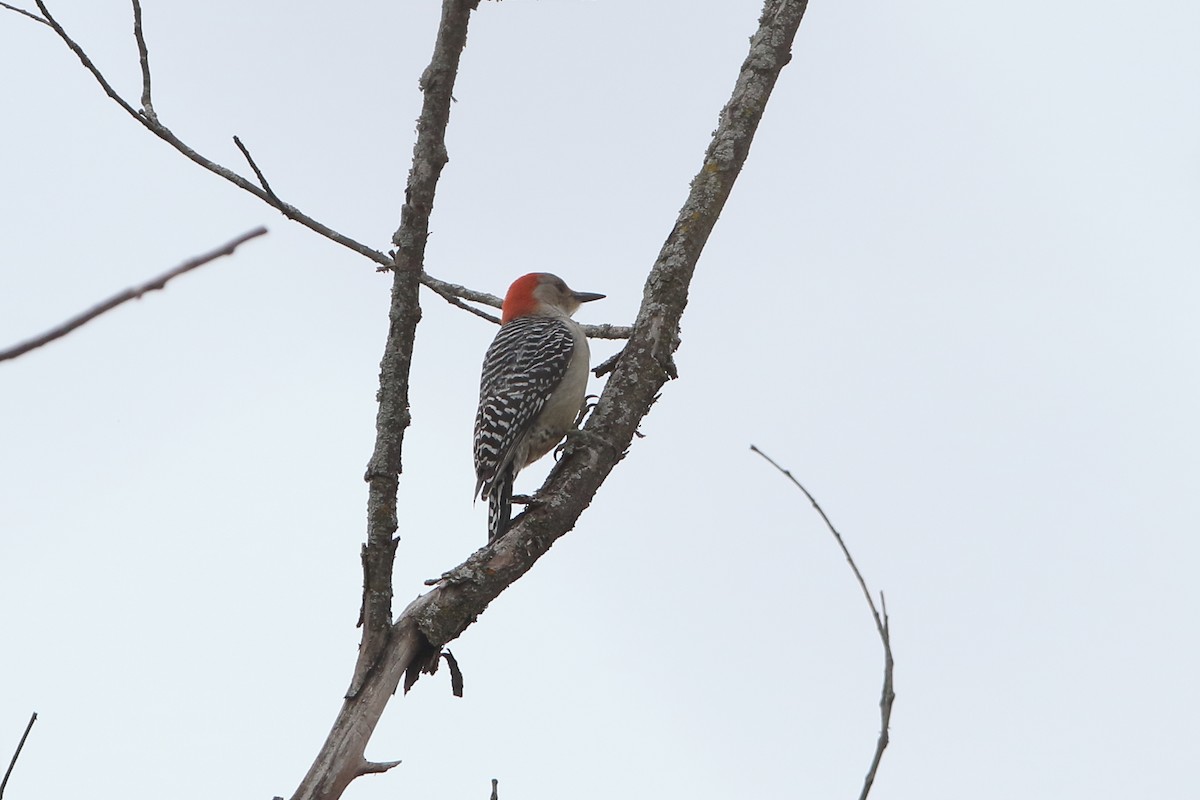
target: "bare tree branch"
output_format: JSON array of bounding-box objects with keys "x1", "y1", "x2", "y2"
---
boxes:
[
  {"x1": 288, "y1": 3, "x2": 811, "y2": 799},
  {"x1": 0, "y1": 227, "x2": 268, "y2": 363},
  {"x1": 0, "y1": 2, "x2": 46, "y2": 25},
  {"x1": 417, "y1": 271, "x2": 502, "y2": 308},
  {"x1": 233, "y1": 135, "x2": 281, "y2": 202},
  {"x1": 9, "y1": 2, "x2": 809, "y2": 798},
  {"x1": 419, "y1": 273, "x2": 502, "y2": 324},
  {"x1": 416, "y1": 272, "x2": 633, "y2": 338},
  {"x1": 130, "y1": 0, "x2": 154, "y2": 120},
  {"x1": 0, "y1": 712, "x2": 37, "y2": 800},
  {"x1": 12, "y1": 2, "x2": 621, "y2": 338},
  {"x1": 25, "y1": 1, "x2": 392, "y2": 268},
  {"x1": 289, "y1": 3, "x2": 482, "y2": 797},
  {"x1": 749, "y1": 444, "x2": 896, "y2": 800}
]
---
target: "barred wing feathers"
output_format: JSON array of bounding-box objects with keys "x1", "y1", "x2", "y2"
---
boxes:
[{"x1": 473, "y1": 315, "x2": 576, "y2": 501}]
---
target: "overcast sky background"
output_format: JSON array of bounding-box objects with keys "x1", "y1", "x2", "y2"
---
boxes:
[{"x1": 2, "y1": 1, "x2": 1198, "y2": 798}]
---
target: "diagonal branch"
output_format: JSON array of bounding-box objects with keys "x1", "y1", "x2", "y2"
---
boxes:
[
  {"x1": 8, "y1": 2, "x2": 624, "y2": 337},
  {"x1": 233, "y1": 135, "x2": 281, "y2": 202},
  {"x1": 416, "y1": 272, "x2": 633, "y2": 338},
  {"x1": 0, "y1": 227, "x2": 268, "y2": 363},
  {"x1": 290, "y1": 3, "x2": 811, "y2": 799},
  {"x1": 0, "y1": 2, "x2": 45, "y2": 25},
  {"x1": 0, "y1": 712, "x2": 37, "y2": 800},
  {"x1": 400, "y1": 0, "x2": 812, "y2": 700},
  {"x1": 24, "y1": 0, "x2": 392, "y2": 268},
  {"x1": 749, "y1": 445, "x2": 896, "y2": 800}
]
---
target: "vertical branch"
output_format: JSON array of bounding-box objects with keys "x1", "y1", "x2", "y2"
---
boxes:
[
  {"x1": 354, "y1": 0, "x2": 481, "y2": 697},
  {"x1": 291, "y1": 2, "x2": 481, "y2": 799},
  {"x1": 129, "y1": 0, "x2": 154, "y2": 119}
]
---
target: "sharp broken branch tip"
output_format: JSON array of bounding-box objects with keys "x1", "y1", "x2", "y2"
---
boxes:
[{"x1": 358, "y1": 758, "x2": 402, "y2": 776}]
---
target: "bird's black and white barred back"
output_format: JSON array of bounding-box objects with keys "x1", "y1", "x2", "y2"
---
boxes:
[
  {"x1": 473, "y1": 272, "x2": 603, "y2": 541},
  {"x1": 473, "y1": 314, "x2": 577, "y2": 539}
]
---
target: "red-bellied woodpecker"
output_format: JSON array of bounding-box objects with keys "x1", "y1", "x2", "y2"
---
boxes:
[{"x1": 474, "y1": 273, "x2": 605, "y2": 541}]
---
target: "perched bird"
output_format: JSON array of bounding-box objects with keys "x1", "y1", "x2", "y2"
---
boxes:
[{"x1": 474, "y1": 273, "x2": 605, "y2": 540}]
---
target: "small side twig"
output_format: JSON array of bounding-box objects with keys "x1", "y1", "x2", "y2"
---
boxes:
[
  {"x1": 419, "y1": 274, "x2": 500, "y2": 324},
  {"x1": 233, "y1": 135, "x2": 280, "y2": 202},
  {"x1": 20, "y1": 1, "x2": 391, "y2": 268},
  {"x1": 592, "y1": 350, "x2": 622, "y2": 377},
  {"x1": 490, "y1": 778, "x2": 499, "y2": 800},
  {"x1": 416, "y1": 272, "x2": 631, "y2": 337},
  {"x1": 0, "y1": 2, "x2": 46, "y2": 25},
  {"x1": 130, "y1": 0, "x2": 153, "y2": 119},
  {"x1": 0, "y1": 227, "x2": 267, "y2": 362},
  {"x1": 750, "y1": 444, "x2": 896, "y2": 800},
  {"x1": 0, "y1": 712, "x2": 37, "y2": 800}
]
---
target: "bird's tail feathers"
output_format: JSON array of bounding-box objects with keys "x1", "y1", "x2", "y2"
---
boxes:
[{"x1": 487, "y1": 468, "x2": 514, "y2": 541}]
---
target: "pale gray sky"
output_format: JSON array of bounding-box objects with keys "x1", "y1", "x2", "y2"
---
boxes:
[{"x1": 2, "y1": 2, "x2": 1198, "y2": 799}]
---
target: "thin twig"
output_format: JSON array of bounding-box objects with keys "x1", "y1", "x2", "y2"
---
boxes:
[
  {"x1": 0, "y1": 227, "x2": 268, "y2": 362},
  {"x1": 11, "y1": 3, "x2": 631, "y2": 337},
  {"x1": 233, "y1": 135, "x2": 280, "y2": 202},
  {"x1": 749, "y1": 444, "x2": 895, "y2": 800},
  {"x1": 130, "y1": 0, "x2": 153, "y2": 119},
  {"x1": 419, "y1": 275, "x2": 501, "y2": 324},
  {"x1": 416, "y1": 272, "x2": 631, "y2": 337},
  {"x1": 0, "y1": 712, "x2": 37, "y2": 799},
  {"x1": 0, "y1": 2, "x2": 47, "y2": 25},
  {"x1": 24, "y1": 1, "x2": 390, "y2": 268},
  {"x1": 418, "y1": 271, "x2": 502, "y2": 308},
  {"x1": 581, "y1": 322, "x2": 633, "y2": 340}
]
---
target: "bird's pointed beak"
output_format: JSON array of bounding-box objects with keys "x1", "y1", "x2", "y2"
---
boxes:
[{"x1": 573, "y1": 291, "x2": 605, "y2": 303}]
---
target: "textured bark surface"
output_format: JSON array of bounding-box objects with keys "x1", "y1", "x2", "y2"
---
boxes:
[
  {"x1": 295, "y1": 4, "x2": 810, "y2": 795},
  {"x1": 290, "y1": 2, "x2": 481, "y2": 799},
  {"x1": 5, "y1": 3, "x2": 811, "y2": 799},
  {"x1": 407, "y1": 0, "x2": 811, "y2": 653}
]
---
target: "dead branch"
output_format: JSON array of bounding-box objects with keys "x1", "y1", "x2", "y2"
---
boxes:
[
  {"x1": 749, "y1": 445, "x2": 896, "y2": 800},
  {"x1": 0, "y1": 1, "x2": 44, "y2": 25},
  {"x1": 130, "y1": 0, "x2": 153, "y2": 120},
  {"x1": 6, "y1": 1, "x2": 811, "y2": 797},
  {"x1": 416, "y1": 272, "x2": 633, "y2": 338},
  {"x1": 4, "y1": 2, "x2": 632, "y2": 336},
  {"x1": 290, "y1": 3, "x2": 810, "y2": 799},
  {"x1": 289, "y1": 3, "x2": 482, "y2": 796},
  {"x1": 22, "y1": 0, "x2": 391, "y2": 267},
  {"x1": 233, "y1": 135, "x2": 281, "y2": 202},
  {"x1": 0, "y1": 227, "x2": 268, "y2": 363},
  {"x1": 0, "y1": 712, "x2": 37, "y2": 800}
]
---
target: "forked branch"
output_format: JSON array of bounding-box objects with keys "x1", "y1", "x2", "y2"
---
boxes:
[
  {"x1": 290, "y1": 3, "x2": 811, "y2": 799},
  {"x1": 3, "y1": 1, "x2": 631, "y2": 336}
]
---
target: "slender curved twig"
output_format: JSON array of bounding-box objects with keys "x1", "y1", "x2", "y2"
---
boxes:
[
  {"x1": 0, "y1": 227, "x2": 268, "y2": 363},
  {"x1": 749, "y1": 444, "x2": 895, "y2": 800}
]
